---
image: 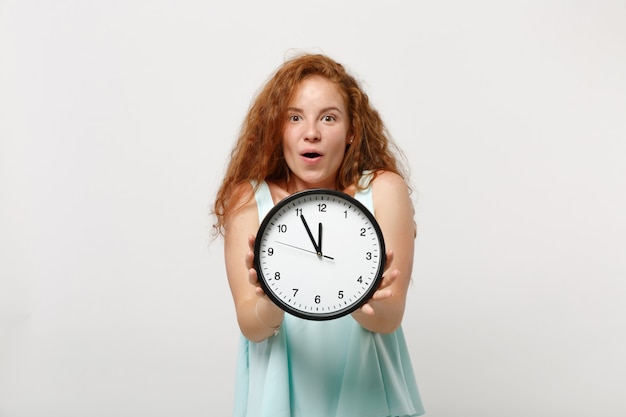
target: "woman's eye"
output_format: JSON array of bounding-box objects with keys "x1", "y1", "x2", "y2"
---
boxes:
[
  {"x1": 289, "y1": 115, "x2": 301, "y2": 122},
  {"x1": 323, "y1": 115, "x2": 336, "y2": 122}
]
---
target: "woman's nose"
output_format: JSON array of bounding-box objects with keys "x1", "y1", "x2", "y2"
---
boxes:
[{"x1": 304, "y1": 122, "x2": 320, "y2": 141}]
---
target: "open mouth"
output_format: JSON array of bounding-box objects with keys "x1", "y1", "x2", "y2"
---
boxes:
[{"x1": 302, "y1": 152, "x2": 321, "y2": 159}]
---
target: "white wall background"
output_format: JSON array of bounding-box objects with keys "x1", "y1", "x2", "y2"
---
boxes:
[{"x1": 1, "y1": 1, "x2": 625, "y2": 416}]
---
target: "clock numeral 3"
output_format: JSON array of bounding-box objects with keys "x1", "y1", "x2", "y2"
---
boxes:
[{"x1": 366, "y1": 252, "x2": 372, "y2": 260}]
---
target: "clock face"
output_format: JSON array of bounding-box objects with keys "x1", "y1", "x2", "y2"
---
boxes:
[{"x1": 254, "y1": 189, "x2": 386, "y2": 320}]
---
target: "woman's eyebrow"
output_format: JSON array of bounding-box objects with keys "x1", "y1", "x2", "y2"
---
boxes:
[
  {"x1": 319, "y1": 106, "x2": 344, "y2": 114},
  {"x1": 286, "y1": 106, "x2": 344, "y2": 114}
]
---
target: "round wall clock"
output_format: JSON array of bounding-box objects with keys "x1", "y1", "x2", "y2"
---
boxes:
[{"x1": 254, "y1": 188, "x2": 386, "y2": 321}]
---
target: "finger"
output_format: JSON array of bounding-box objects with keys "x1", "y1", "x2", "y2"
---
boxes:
[
  {"x1": 370, "y1": 288, "x2": 393, "y2": 301},
  {"x1": 248, "y1": 267, "x2": 258, "y2": 286},
  {"x1": 386, "y1": 269, "x2": 400, "y2": 284},
  {"x1": 378, "y1": 269, "x2": 399, "y2": 289},
  {"x1": 249, "y1": 268, "x2": 267, "y2": 295},
  {"x1": 359, "y1": 288, "x2": 393, "y2": 316},
  {"x1": 245, "y1": 250, "x2": 254, "y2": 270},
  {"x1": 246, "y1": 235, "x2": 257, "y2": 270},
  {"x1": 360, "y1": 303, "x2": 375, "y2": 316}
]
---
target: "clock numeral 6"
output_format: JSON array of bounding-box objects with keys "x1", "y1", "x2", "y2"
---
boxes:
[{"x1": 314, "y1": 295, "x2": 321, "y2": 304}]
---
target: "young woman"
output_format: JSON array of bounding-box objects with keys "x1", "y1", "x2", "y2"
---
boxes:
[{"x1": 214, "y1": 54, "x2": 424, "y2": 417}]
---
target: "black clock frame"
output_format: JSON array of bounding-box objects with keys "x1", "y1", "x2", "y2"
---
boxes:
[{"x1": 253, "y1": 188, "x2": 386, "y2": 321}]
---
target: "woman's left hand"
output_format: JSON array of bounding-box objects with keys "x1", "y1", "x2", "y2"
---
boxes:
[{"x1": 359, "y1": 249, "x2": 399, "y2": 315}]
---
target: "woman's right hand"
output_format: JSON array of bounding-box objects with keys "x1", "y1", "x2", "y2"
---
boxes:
[
  {"x1": 224, "y1": 182, "x2": 283, "y2": 342},
  {"x1": 245, "y1": 234, "x2": 266, "y2": 297}
]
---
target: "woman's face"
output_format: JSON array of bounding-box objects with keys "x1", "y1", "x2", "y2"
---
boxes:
[{"x1": 282, "y1": 75, "x2": 351, "y2": 191}]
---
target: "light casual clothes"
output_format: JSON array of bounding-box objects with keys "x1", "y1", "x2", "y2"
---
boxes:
[{"x1": 233, "y1": 177, "x2": 425, "y2": 417}]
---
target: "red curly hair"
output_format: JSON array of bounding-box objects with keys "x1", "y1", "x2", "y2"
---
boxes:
[{"x1": 213, "y1": 53, "x2": 407, "y2": 235}]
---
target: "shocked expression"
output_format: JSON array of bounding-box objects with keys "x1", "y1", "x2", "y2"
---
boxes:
[{"x1": 282, "y1": 75, "x2": 352, "y2": 191}]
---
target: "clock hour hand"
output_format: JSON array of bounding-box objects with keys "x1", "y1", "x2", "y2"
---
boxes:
[{"x1": 300, "y1": 214, "x2": 321, "y2": 255}]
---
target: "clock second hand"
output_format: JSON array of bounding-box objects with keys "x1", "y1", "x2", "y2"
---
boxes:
[{"x1": 274, "y1": 241, "x2": 334, "y2": 260}]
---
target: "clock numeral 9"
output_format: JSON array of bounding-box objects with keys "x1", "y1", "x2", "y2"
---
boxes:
[
  {"x1": 267, "y1": 247, "x2": 274, "y2": 256},
  {"x1": 277, "y1": 224, "x2": 287, "y2": 233},
  {"x1": 314, "y1": 295, "x2": 321, "y2": 304}
]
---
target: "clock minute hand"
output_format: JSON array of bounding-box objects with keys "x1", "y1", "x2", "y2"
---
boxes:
[
  {"x1": 318, "y1": 222, "x2": 323, "y2": 255},
  {"x1": 300, "y1": 214, "x2": 321, "y2": 255}
]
